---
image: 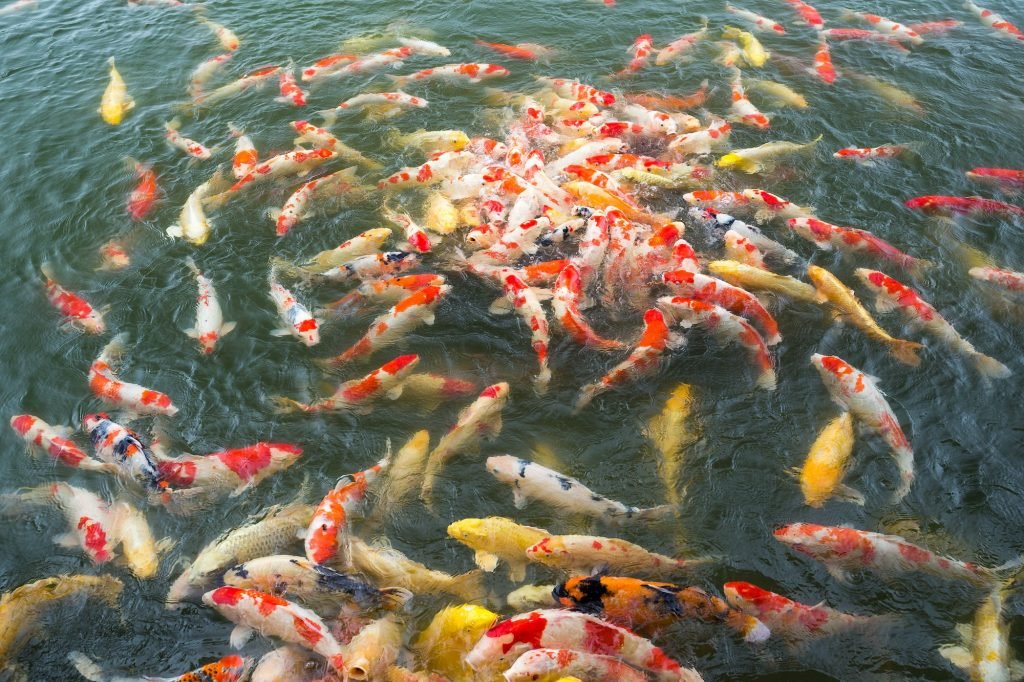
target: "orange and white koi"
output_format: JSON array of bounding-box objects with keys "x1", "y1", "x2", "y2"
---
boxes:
[
  {"x1": 788, "y1": 217, "x2": 926, "y2": 271},
  {"x1": 969, "y1": 265, "x2": 1024, "y2": 293},
  {"x1": 382, "y1": 207, "x2": 434, "y2": 253},
  {"x1": 40, "y1": 263, "x2": 105, "y2": 333},
  {"x1": 188, "y1": 52, "x2": 232, "y2": 100},
  {"x1": 226, "y1": 148, "x2": 335, "y2": 194},
  {"x1": 378, "y1": 150, "x2": 475, "y2": 189},
  {"x1": 465, "y1": 609, "x2": 696, "y2": 682},
  {"x1": 336, "y1": 90, "x2": 427, "y2": 112},
  {"x1": 856, "y1": 268, "x2": 1010, "y2": 378},
  {"x1": 323, "y1": 47, "x2": 412, "y2": 81},
  {"x1": 70, "y1": 653, "x2": 251, "y2": 682},
  {"x1": 682, "y1": 189, "x2": 749, "y2": 212},
  {"x1": 323, "y1": 285, "x2": 449, "y2": 365},
  {"x1": 195, "y1": 13, "x2": 239, "y2": 51},
  {"x1": 10, "y1": 414, "x2": 112, "y2": 473},
  {"x1": 729, "y1": 70, "x2": 770, "y2": 128},
  {"x1": 268, "y1": 268, "x2": 319, "y2": 347},
  {"x1": 537, "y1": 77, "x2": 616, "y2": 106},
  {"x1": 83, "y1": 413, "x2": 169, "y2": 491},
  {"x1": 505, "y1": 649, "x2": 647, "y2": 682},
  {"x1": 290, "y1": 120, "x2": 381, "y2": 170},
  {"x1": 910, "y1": 19, "x2": 962, "y2": 35},
  {"x1": 293, "y1": 228, "x2": 391, "y2": 276},
  {"x1": 963, "y1": 0, "x2": 1024, "y2": 41},
  {"x1": 391, "y1": 62, "x2": 509, "y2": 87},
  {"x1": 297, "y1": 251, "x2": 419, "y2": 284},
  {"x1": 845, "y1": 10, "x2": 923, "y2": 44},
  {"x1": 473, "y1": 216, "x2": 552, "y2": 265},
  {"x1": 0, "y1": 483, "x2": 118, "y2": 564},
  {"x1": 812, "y1": 40, "x2": 837, "y2": 84},
  {"x1": 526, "y1": 534, "x2": 700, "y2": 577},
  {"x1": 126, "y1": 159, "x2": 158, "y2": 220},
  {"x1": 774, "y1": 522, "x2": 995, "y2": 586},
  {"x1": 810, "y1": 354, "x2": 914, "y2": 501},
  {"x1": 724, "y1": 581, "x2": 883, "y2": 639},
  {"x1": 98, "y1": 240, "x2": 130, "y2": 271},
  {"x1": 904, "y1": 194, "x2": 1024, "y2": 216},
  {"x1": 276, "y1": 354, "x2": 420, "y2": 414},
  {"x1": 270, "y1": 167, "x2": 362, "y2": 237},
  {"x1": 724, "y1": 230, "x2": 767, "y2": 268},
  {"x1": 564, "y1": 165, "x2": 634, "y2": 203},
  {"x1": 553, "y1": 263, "x2": 624, "y2": 351},
  {"x1": 659, "y1": 297, "x2": 776, "y2": 390},
  {"x1": 419, "y1": 383, "x2": 509, "y2": 504},
  {"x1": 784, "y1": 0, "x2": 824, "y2": 29},
  {"x1": 226, "y1": 124, "x2": 258, "y2": 179},
  {"x1": 276, "y1": 69, "x2": 307, "y2": 106},
  {"x1": 475, "y1": 39, "x2": 550, "y2": 60},
  {"x1": 727, "y1": 4, "x2": 785, "y2": 33},
  {"x1": 966, "y1": 167, "x2": 1024, "y2": 188},
  {"x1": 397, "y1": 36, "x2": 452, "y2": 57},
  {"x1": 196, "y1": 65, "x2": 281, "y2": 107},
  {"x1": 654, "y1": 26, "x2": 708, "y2": 65},
  {"x1": 305, "y1": 456, "x2": 388, "y2": 566},
  {"x1": 89, "y1": 334, "x2": 179, "y2": 416},
  {"x1": 573, "y1": 308, "x2": 676, "y2": 412},
  {"x1": 203, "y1": 587, "x2": 346, "y2": 672},
  {"x1": 621, "y1": 33, "x2": 655, "y2": 74},
  {"x1": 662, "y1": 270, "x2": 781, "y2": 345},
  {"x1": 501, "y1": 274, "x2": 552, "y2": 393},
  {"x1": 743, "y1": 188, "x2": 814, "y2": 221},
  {"x1": 183, "y1": 256, "x2": 235, "y2": 354},
  {"x1": 156, "y1": 442, "x2": 303, "y2": 497},
  {"x1": 322, "y1": 273, "x2": 444, "y2": 317},
  {"x1": 164, "y1": 118, "x2": 212, "y2": 159},
  {"x1": 300, "y1": 53, "x2": 357, "y2": 82},
  {"x1": 834, "y1": 144, "x2": 912, "y2": 161}
]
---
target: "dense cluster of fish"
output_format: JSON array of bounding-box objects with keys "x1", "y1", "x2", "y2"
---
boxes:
[{"x1": 4, "y1": 0, "x2": 1024, "y2": 679}]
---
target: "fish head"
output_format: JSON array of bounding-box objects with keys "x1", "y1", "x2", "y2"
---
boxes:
[
  {"x1": 296, "y1": 318, "x2": 320, "y2": 346},
  {"x1": 484, "y1": 454, "x2": 521, "y2": 483},
  {"x1": 722, "y1": 581, "x2": 774, "y2": 613},
  {"x1": 810, "y1": 354, "x2": 858, "y2": 394},
  {"x1": 773, "y1": 522, "x2": 829, "y2": 557},
  {"x1": 10, "y1": 414, "x2": 37, "y2": 436},
  {"x1": 81, "y1": 413, "x2": 111, "y2": 436},
  {"x1": 446, "y1": 518, "x2": 491, "y2": 548},
  {"x1": 214, "y1": 655, "x2": 252, "y2": 681},
  {"x1": 82, "y1": 314, "x2": 107, "y2": 334}
]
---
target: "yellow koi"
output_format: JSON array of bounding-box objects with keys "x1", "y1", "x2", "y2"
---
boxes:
[
  {"x1": 99, "y1": 57, "x2": 134, "y2": 125},
  {"x1": 793, "y1": 412, "x2": 861, "y2": 507},
  {"x1": 647, "y1": 383, "x2": 699, "y2": 506}
]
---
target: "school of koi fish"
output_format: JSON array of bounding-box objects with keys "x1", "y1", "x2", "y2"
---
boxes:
[{"x1": 3, "y1": 0, "x2": 1024, "y2": 679}]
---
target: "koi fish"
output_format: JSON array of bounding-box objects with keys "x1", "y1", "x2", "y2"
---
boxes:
[
  {"x1": 500, "y1": 273, "x2": 552, "y2": 392},
  {"x1": 225, "y1": 147, "x2": 335, "y2": 195},
  {"x1": 465, "y1": 608, "x2": 700, "y2": 682},
  {"x1": 724, "y1": 581, "x2": 884, "y2": 639},
  {"x1": 413, "y1": 604, "x2": 500, "y2": 682},
  {"x1": 385, "y1": 128, "x2": 470, "y2": 155},
  {"x1": 382, "y1": 207, "x2": 436, "y2": 253},
  {"x1": 335, "y1": 90, "x2": 428, "y2": 113},
  {"x1": 155, "y1": 442, "x2": 302, "y2": 498},
  {"x1": 963, "y1": 0, "x2": 1024, "y2": 41},
  {"x1": 834, "y1": 144, "x2": 913, "y2": 162},
  {"x1": 654, "y1": 27, "x2": 708, "y2": 65},
  {"x1": 668, "y1": 119, "x2": 732, "y2": 156},
  {"x1": 729, "y1": 69, "x2": 770, "y2": 128},
  {"x1": 967, "y1": 167, "x2": 1024, "y2": 189},
  {"x1": 195, "y1": 12, "x2": 239, "y2": 51},
  {"x1": 276, "y1": 69, "x2": 307, "y2": 106},
  {"x1": 0, "y1": 482, "x2": 118, "y2": 564},
  {"x1": 126, "y1": 160, "x2": 158, "y2": 220},
  {"x1": 717, "y1": 136, "x2": 820, "y2": 174},
  {"x1": 188, "y1": 52, "x2": 232, "y2": 100},
  {"x1": 164, "y1": 118, "x2": 212, "y2": 159},
  {"x1": 621, "y1": 33, "x2": 655, "y2": 73},
  {"x1": 910, "y1": 19, "x2": 962, "y2": 34},
  {"x1": 486, "y1": 455, "x2": 674, "y2": 522},
  {"x1": 745, "y1": 78, "x2": 807, "y2": 108},
  {"x1": 166, "y1": 174, "x2": 218, "y2": 245},
  {"x1": 278, "y1": 355, "x2": 419, "y2": 416},
  {"x1": 707, "y1": 260, "x2": 818, "y2": 303},
  {"x1": 724, "y1": 231, "x2": 767, "y2": 268},
  {"x1": 249, "y1": 647, "x2": 317, "y2": 681},
  {"x1": 349, "y1": 536, "x2": 486, "y2": 601},
  {"x1": 194, "y1": 65, "x2": 281, "y2": 107},
  {"x1": 270, "y1": 166, "x2": 365, "y2": 237},
  {"x1": 774, "y1": 522, "x2": 995, "y2": 586},
  {"x1": 855, "y1": 268, "x2": 1010, "y2": 378},
  {"x1": 397, "y1": 36, "x2": 452, "y2": 56},
  {"x1": 304, "y1": 457, "x2": 388, "y2": 567},
  {"x1": 806, "y1": 265, "x2": 923, "y2": 366},
  {"x1": 301, "y1": 53, "x2": 358, "y2": 82},
  {"x1": 662, "y1": 269, "x2": 781, "y2": 345},
  {"x1": 810, "y1": 354, "x2": 914, "y2": 501},
  {"x1": 321, "y1": 47, "x2": 412, "y2": 82},
  {"x1": 794, "y1": 412, "x2": 861, "y2": 507},
  {"x1": 625, "y1": 82, "x2": 709, "y2": 112},
  {"x1": 505, "y1": 649, "x2": 648, "y2": 682},
  {"x1": 812, "y1": 40, "x2": 837, "y2": 84},
  {"x1": 552, "y1": 262, "x2": 624, "y2": 351},
  {"x1": 321, "y1": 285, "x2": 448, "y2": 365},
  {"x1": 420, "y1": 383, "x2": 509, "y2": 504},
  {"x1": 83, "y1": 413, "x2": 169, "y2": 491},
  {"x1": 789, "y1": 217, "x2": 927, "y2": 272},
  {"x1": 99, "y1": 57, "x2": 134, "y2": 125},
  {"x1": 574, "y1": 309, "x2": 677, "y2": 412},
  {"x1": 40, "y1": 263, "x2": 105, "y2": 333},
  {"x1": 203, "y1": 587, "x2": 346, "y2": 672},
  {"x1": 939, "y1": 589, "x2": 1021, "y2": 681},
  {"x1": 322, "y1": 273, "x2": 444, "y2": 317},
  {"x1": 88, "y1": 333, "x2": 179, "y2": 416},
  {"x1": 268, "y1": 268, "x2": 319, "y2": 347},
  {"x1": 647, "y1": 383, "x2": 699, "y2": 506},
  {"x1": 969, "y1": 265, "x2": 1024, "y2": 293},
  {"x1": 723, "y1": 25, "x2": 769, "y2": 67},
  {"x1": 285, "y1": 251, "x2": 419, "y2": 285},
  {"x1": 904, "y1": 195, "x2": 1024, "y2": 217},
  {"x1": 378, "y1": 150, "x2": 476, "y2": 190},
  {"x1": 726, "y1": 4, "x2": 785, "y2": 33},
  {"x1": 537, "y1": 77, "x2": 616, "y2": 106},
  {"x1": 342, "y1": 616, "x2": 404, "y2": 680},
  {"x1": 294, "y1": 227, "x2": 392, "y2": 275},
  {"x1": 98, "y1": 240, "x2": 130, "y2": 271},
  {"x1": 69, "y1": 653, "x2": 251, "y2": 682},
  {"x1": 475, "y1": 39, "x2": 551, "y2": 60},
  {"x1": 291, "y1": 120, "x2": 382, "y2": 170},
  {"x1": 391, "y1": 63, "x2": 509, "y2": 87},
  {"x1": 526, "y1": 534, "x2": 704, "y2": 577},
  {"x1": 9, "y1": 414, "x2": 112, "y2": 472},
  {"x1": 784, "y1": 0, "x2": 824, "y2": 29},
  {"x1": 183, "y1": 257, "x2": 235, "y2": 354},
  {"x1": 448, "y1": 516, "x2": 552, "y2": 582},
  {"x1": 0, "y1": 0, "x2": 36, "y2": 14},
  {"x1": 845, "y1": 10, "x2": 923, "y2": 44},
  {"x1": 658, "y1": 297, "x2": 776, "y2": 390}
]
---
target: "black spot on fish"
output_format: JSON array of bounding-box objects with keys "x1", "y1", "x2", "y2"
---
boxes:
[
  {"x1": 517, "y1": 459, "x2": 529, "y2": 478},
  {"x1": 565, "y1": 575, "x2": 609, "y2": 614},
  {"x1": 229, "y1": 564, "x2": 249, "y2": 579},
  {"x1": 556, "y1": 476, "x2": 574, "y2": 491}
]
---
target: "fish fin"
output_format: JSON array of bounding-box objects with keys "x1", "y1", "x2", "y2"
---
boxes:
[
  {"x1": 488, "y1": 297, "x2": 514, "y2": 315},
  {"x1": 483, "y1": 414, "x2": 503, "y2": 439},
  {"x1": 422, "y1": 311, "x2": 436, "y2": 325},
  {"x1": 824, "y1": 564, "x2": 851, "y2": 583},
  {"x1": 756, "y1": 368, "x2": 777, "y2": 391},
  {"x1": 124, "y1": 97, "x2": 135, "y2": 112},
  {"x1": 448, "y1": 569, "x2": 487, "y2": 602},
  {"x1": 939, "y1": 644, "x2": 972, "y2": 670},
  {"x1": 219, "y1": 320, "x2": 237, "y2": 337},
  {"x1": 784, "y1": 466, "x2": 802, "y2": 481},
  {"x1": 512, "y1": 488, "x2": 529, "y2": 509},
  {"x1": 474, "y1": 550, "x2": 500, "y2": 572},
  {"x1": 183, "y1": 327, "x2": 198, "y2": 339},
  {"x1": 385, "y1": 385, "x2": 404, "y2": 400},
  {"x1": 954, "y1": 622, "x2": 974, "y2": 641},
  {"x1": 269, "y1": 328, "x2": 292, "y2": 337},
  {"x1": 67, "y1": 652, "x2": 106, "y2": 682},
  {"x1": 53, "y1": 532, "x2": 80, "y2": 549},
  {"x1": 378, "y1": 586, "x2": 414, "y2": 611},
  {"x1": 834, "y1": 483, "x2": 866, "y2": 506},
  {"x1": 228, "y1": 482, "x2": 253, "y2": 498},
  {"x1": 229, "y1": 624, "x2": 254, "y2": 649},
  {"x1": 155, "y1": 537, "x2": 177, "y2": 555},
  {"x1": 871, "y1": 296, "x2": 899, "y2": 314},
  {"x1": 889, "y1": 340, "x2": 923, "y2": 367},
  {"x1": 266, "y1": 207, "x2": 282, "y2": 223},
  {"x1": 165, "y1": 224, "x2": 183, "y2": 239},
  {"x1": 973, "y1": 353, "x2": 1011, "y2": 379},
  {"x1": 508, "y1": 561, "x2": 527, "y2": 583}
]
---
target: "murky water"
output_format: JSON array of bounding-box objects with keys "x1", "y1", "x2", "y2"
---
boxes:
[{"x1": 2, "y1": 0, "x2": 1024, "y2": 679}]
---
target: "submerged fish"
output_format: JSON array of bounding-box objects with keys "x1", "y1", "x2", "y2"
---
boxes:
[{"x1": 99, "y1": 57, "x2": 134, "y2": 125}]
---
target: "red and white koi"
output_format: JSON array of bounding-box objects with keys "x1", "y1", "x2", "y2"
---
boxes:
[
  {"x1": 323, "y1": 285, "x2": 449, "y2": 365},
  {"x1": 183, "y1": 257, "x2": 236, "y2": 354},
  {"x1": 226, "y1": 148, "x2": 336, "y2": 194},
  {"x1": 787, "y1": 217, "x2": 925, "y2": 271},
  {"x1": 290, "y1": 120, "x2": 381, "y2": 170},
  {"x1": 196, "y1": 65, "x2": 281, "y2": 107},
  {"x1": 662, "y1": 270, "x2": 782, "y2": 345},
  {"x1": 98, "y1": 240, "x2": 130, "y2": 271},
  {"x1": 473, "y1": 216, "x2": 552, "y2": 265},
  {"x1": 724, "y1": 230, "x2": 767, "y2": 268},
  {"x1": 322, "y1": 273, "x2": 445, "y2": 317},
  {"x1": 227, "y1": 124, "x2": 258, "y2": 179},
  {"x1": 574, "y1": 308, "x2": 677, "y2": 412},
  {"x1": 845, "y1": 11, "x2": 923, "y2": 44},
  {"x1": 682, "y1": 190, "x2": 750, "y2": 213},
  {"x1": 188, "y1": 53, "x2": 232, "y2": 100},
  {"x1": 500, "y1": 274, "x2": 552, "y2": 393},
  {"x1": 658, "y1": 297, "x2": 776, "y2": 390},
  {"x1": 967, "y1": 167, "x2": 1024, "y2": 189},
  {"x1": 83, "y1": 413, "x2": 168, "y2": 491},
  {"x1": 70, "y1": 653, "x2": 251, "y2": 682},
  {"x1": 621, "y1": 34, "x2": 655, "y2": 74},
  {"x1": 465, "y1": 608, "x2": 698, "y2": 682},
  {"x1": 834, "y1": 144, "x2": 912, "y2": 161},
  {"x1": 324, "y1": 47, "x2": 412, "y2": 81},
  {"x1": 818, "y1": 28, "x2": 910, "y2": 51},
  {"x1": 475, "y1": 39, "x2": 549, "y2": 60},
  {"x1": 812, "y1": 40, "x2": 837, "y2": 84},
  {"x1": 397, "y1": 36, "x2": 452, "y2": 57},
  {"x1": 89, "y1": 334, "x2": 179, "y2": 416},
  {"x1": 164, "y1": 118, "x2": 212, "y2": 160},
  {"x1": 692, "y1": 208, "x2": 801, "y2": 264},
  {"x1": 301, "y1": 251, "x2": 419, "y2": 284},
  {"x1": 963, "y1": 0, "x2": 1024, "y2": 41},
  {"x1": 126, "y1": 159, "x2": 159, "y2": 221},
  {"x1": 203, "y1": 587, "x2": 346, "y2": 672},
  {"x1": 270, "y1": 167, "x2": 362, "y2": 237},
  {"x1": 784, "y1": 0, "x2": 824, "y2": 29},
  {"x1": 726, "y1": 4, "x2": 785, "y2": 33},
  {"x1": 729, "y1": 70, "x2": 770, "y2": 128},
  {"x1": 378, "y1": 151, "x2": 476, "y2": 190},
  {"x1": 906, "y1": 194, "x2": 1024, "y2": 217},
  {"x1": 300, "y1": 53, "x2": 357, "y2": 82},
  {"x1": 810, "y1": 354, "x2": 913, "y2": 501},
  {"x1": 743, "y1": 188, "x2": 814, "y2": 221},
  {"x1": 654, "y1": 26, "x2": 708, "y2": 65},
  {"x1": 382, "y1": 207, "x2": 435, "y2": 253},
  {"x1": 1, "y1": 483, "x2": 118, "y2": 564},
  {"x1": 268, "y1": 268, "x2": 319, "y2": 347},
  {"x1": 505, "y1": 649, "x2": 648, "y2": 682},
  {"x1": 156, "y1": 442, "x2": 303, "y2": 497},
  {"x1": 724, "y1": 581, "x2": 883, "y2": 639},
  {"x1": 276, "y1": 69, "x2": 307, "y2": 106},
  {"x1": 10, "y1": 414, "x2": 112, "y2": 473},
  {"x1": 537, "y1": 77, "x2": 616, "y2": 106},
  {"x1": 305, "y1": 456, "x2": 389, "y2": 566},
  {"x1": 553, "y1": 263, "x2": 624, "y2": 351},
  {"x1": 969, "y1": 265, "x2": 1024, "y2": 293},
  {"x1": 196, "y1": 14, "x2": 239, "y2": 51},
  {"x1": 336, "y1": 90, "x2": 427, "y2": 112},
  {"x1": 774, "y1": 522, "x2": 995, "y2": 586},
  {"x1": 668, "y1": 118, "x2": 732, "y2": 156},
  {"x1": 526, "y1": 534, "x2": 699, "y2": 577},
  {"x1": 855, "y1": 268, "x2": 1010, "y2": 378},
  {"x1": 910, "y1": 19, "x2": 962, "y2": 35},
  {"x1": 391, "y1": 62, "x2": 509, "y2": 87},
  {"x1": 40, "y1": 263, "x2": 105, "y2": 333},
  {"x1": 275, "y1": 354, "x2": 420, "y2": 414}
]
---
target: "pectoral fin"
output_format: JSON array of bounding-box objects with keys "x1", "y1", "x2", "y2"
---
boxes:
[
  {"x1": 938, "y1": 644, "x2": 972, "y2": 671},
  {"x1": 488, "y1": 297, "x2": 514, "y2": 315},
  {"x1": 54, "y1": 532, "x2": 80, "y2": 549},
  {"x1": 270, "y1": 328, "x2": 291, "y2": 337},
  {"x1": 385, "y1": 385, "x2": 404, "y2": 400},
  {"x1": 220, "y1": 321, "x2": 237, "y2": 336},
  {"x1": 474, "y1": 550, "x2": 500, "y2": 572},
  {"x1": 229, "y1": 624, "x2": 255, "y2": 649},
  {"x1": 512, "y1": 487, "x2": 528, "y2": 510},
  {"x1": 183, "y1": 327, "x2": 198, "y2": 339},
  {"x1": 834, "y1": 483, "x2": 865, "y2": 506}
]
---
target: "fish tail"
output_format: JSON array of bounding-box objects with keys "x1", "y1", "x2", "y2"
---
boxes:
[
  {"x1": 632, "y1": 503, "x2": 679, "y2": 522},
  {"x1": 891, "y1": 469, "x2": 914, "y2": 504},
  {"x1": 973, "y1": 352, "x2": 1012, "y2": 379},
  {"x1": 183, "y1": 255, "x2": 200, "y2": 277},
  {"x1": 756, "y1": 367, "x2": 777, "y2": 391},
  {"x1": 106, "y1": 56, "x2": 116, "y2": 69},
  {"x1": 68, "y1": 652, "x2": 106, "y2": 682},
  {"x1": 890, "y1": 340, "x2": 923, "y2": 367},
  {"x1": 447, "y1": 569, "x2": 487, "y2": 602},
  {"x1": 378, "y1": 586, "x2": 414, "y2": 611},
  {"x1": 572, "y1": 382, "x2": 601, "y2": 415},
  {"x1": 268, "y1": 255, "x2": 302, "y2": 280},
  {"x1": 40, "y1": 261, "x2": 56, "y2": 282},
  {"x1": 269, "y1": 396, "x2": 311, "y2": 414},
  {"x1": 166, "y1": 116, "x2": 182, "y2": 131}
]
